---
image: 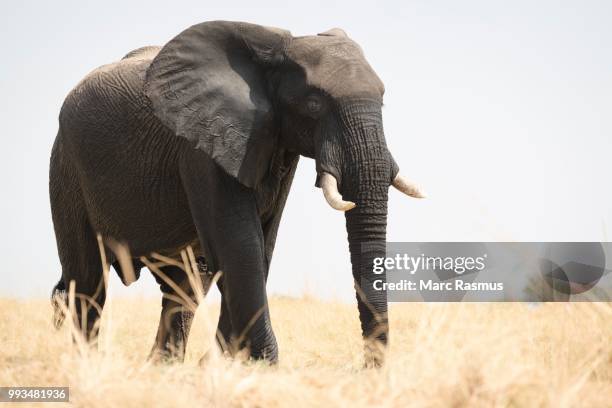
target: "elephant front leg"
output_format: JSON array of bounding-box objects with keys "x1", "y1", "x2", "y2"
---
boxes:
[
  {"x1": 202, "y1": 234, "x2": 277, "y2": 364},
  {"x1": 209, "y1": 264, "x2": 272, "y2": 361},
  {"x1": 214, "y1": 276, "x2": 234, "y2": 355},
  {"x1": 198, "y1": 283, "x2": 234, "y2": 364},
  {"x1": 220, "y1": 247, "x2": 277, "y2": 362},
  {"x1": 149, "y1": 265, "x2": 197, "y2": 362},
  {"x1": 206, "y1": 213, "x2": 277, "y2": 362},
  {"x1": 180, "y1": 150, "x2": 278, "y2": 363},
  {"x1": 209, "y1": 150, "x2": 296, "y2": 360}
]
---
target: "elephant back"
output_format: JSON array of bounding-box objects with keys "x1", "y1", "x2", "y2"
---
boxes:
[
  {"x1": 60, "y1": 46, "x2": 163, "y2": 132},
  {"x1": 122, "y1": 46, "x2": 161, "y2": 61}
]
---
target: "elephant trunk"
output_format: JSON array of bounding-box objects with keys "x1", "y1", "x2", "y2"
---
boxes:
[
  {"x1": 346, "y1": 198, "x2": 389, "y2": 367},
  {"x1": 337, "y1": 101, "x2": 391, "y2": 367}
]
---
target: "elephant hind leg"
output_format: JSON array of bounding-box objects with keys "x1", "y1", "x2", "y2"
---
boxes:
[
  {"x1": 50, "y1": 152, "x2": 107, "y2": 344},
  {"x1": 52, "y1": 220, "x2": 107, "y2": 344},
  {"x1": 149, "y1": 265, "x2": 198, "y2": 362}
]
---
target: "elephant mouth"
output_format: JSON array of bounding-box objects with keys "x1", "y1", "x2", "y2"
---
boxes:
[
  {"x1": 313, "y1": 100, "x2": 425, "y2": 212},
  {"x1": 318, "y1": 171, "x2": 425, "y2": 212}
]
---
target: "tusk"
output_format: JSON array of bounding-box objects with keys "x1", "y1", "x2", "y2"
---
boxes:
[
  {"x1": 320, "y1": 173, "x2": 356, "y2": 211},
  {"x1": 392, "y1": 173, "x2": 427, "y2": 198}
]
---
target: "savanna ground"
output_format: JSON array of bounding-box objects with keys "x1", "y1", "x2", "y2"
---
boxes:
[{"x1": 1, "y1": 297, "x2": 610, "y2": 407}]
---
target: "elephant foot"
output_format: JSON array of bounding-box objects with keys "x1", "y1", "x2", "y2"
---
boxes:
[
  {"x1": 198, "y1": 342, "x2": 277, "y2": 366},
  {"x1": 198, "y1": 348, "x2": 235, "y2": 366},
  {"x1": 147, "y1": 346, "x2": 185, "y2": 364},
  {"x1": 364, "y1": 340, "x2": 386, "y2": 369},
  {"x1": 247, "y1": 342, "x2": 278, "y2": 365},
  {"x1": 51, "y1": 280, "x2": 67, "y2": 329}
]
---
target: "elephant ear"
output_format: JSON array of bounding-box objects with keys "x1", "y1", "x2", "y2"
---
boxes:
[{"x1": 145, "y1": 21, "x2": 291, "y2": 188}]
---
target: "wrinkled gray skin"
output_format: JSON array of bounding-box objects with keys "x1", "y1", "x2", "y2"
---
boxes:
[{"x1": 50, "y1": 21, "x2": 399, "y2": 366}]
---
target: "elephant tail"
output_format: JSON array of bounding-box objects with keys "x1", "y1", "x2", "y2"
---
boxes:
[{"x1": 51, "y1": 278, "x2": 67, "y2": 329}]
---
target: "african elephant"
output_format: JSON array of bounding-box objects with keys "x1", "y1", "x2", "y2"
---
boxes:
[{"x1": 49, "y1": 21, "x2": 424, "y2": 365}]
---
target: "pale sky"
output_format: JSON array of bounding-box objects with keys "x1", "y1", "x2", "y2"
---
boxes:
[{"x1": 1, "y1": 0, "x2": 610, "y2": 301}]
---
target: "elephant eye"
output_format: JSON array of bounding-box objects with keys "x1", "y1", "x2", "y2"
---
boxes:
[{"x1": 306, "y1": 97, "x2": 322, "y2": 114}]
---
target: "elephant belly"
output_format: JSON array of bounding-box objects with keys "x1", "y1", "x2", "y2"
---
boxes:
[
  {"x1": 86, "y1": 188, "x2": 198, "y2": 257},
  {"x1": 77, "y1": 142, "x2": 199, "y2": 256}
]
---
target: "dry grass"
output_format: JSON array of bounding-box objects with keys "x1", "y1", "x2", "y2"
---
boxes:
[{"x1": 1, "y1": 297, "x2": 611, "y2": 407}]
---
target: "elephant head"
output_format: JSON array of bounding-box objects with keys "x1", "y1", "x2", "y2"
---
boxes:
[{"x1": 145, "y1": 21, "x2": 425, "y2": 365}]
